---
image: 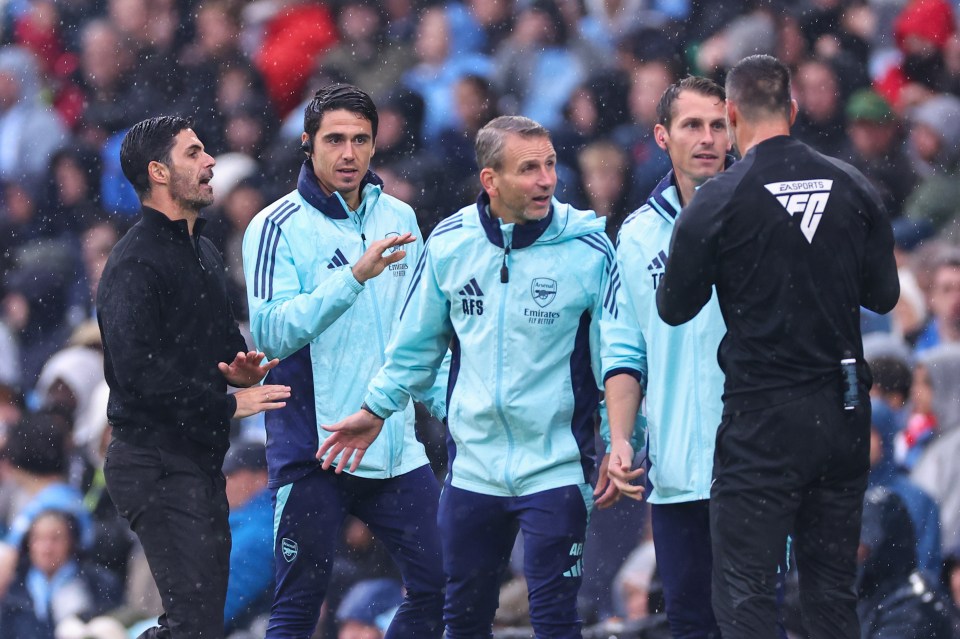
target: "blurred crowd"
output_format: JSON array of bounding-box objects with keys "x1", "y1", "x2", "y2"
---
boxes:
[{"x1": 2, "y1": 0, "x2": 960, "y2": 637}]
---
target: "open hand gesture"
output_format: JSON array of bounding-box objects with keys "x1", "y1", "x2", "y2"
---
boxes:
[
  {"x1": 351, "y1": 233, "x2": 416, "y2": 283},
  {"x1": 219, "y1": 351, "x2": 280, "y2": 387},
  {"x1": 316, "y1": 409, "x2": 386, "y2": 473}
]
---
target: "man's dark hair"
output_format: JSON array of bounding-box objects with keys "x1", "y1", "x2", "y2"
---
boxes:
[
  {"x1": 656, "y1": 76, "x2": 726, "y2": 129},
  {"x1": 303, "y1": 84, "x2": 379, "y2": 143},
  {"x1": 2, "y1": 410, "x2": 70, "y2": 476},
  {"x1": 120, "y1": 115, "x2": 192, "y2": 198},
  {"x1": 725, "y1": 54, "x2": 792, "y2": 122},
  {"x1": 868, "y1": 355, "x2": 912, "y2": 399}
]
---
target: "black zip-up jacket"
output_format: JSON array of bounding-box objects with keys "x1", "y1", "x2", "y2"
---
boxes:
[
  {"x1": 97, "y1": 206, "x2": 247, "y2": 474},
  {"x1": 656, "y1": 136, "x2": 900, "y2": 413}
]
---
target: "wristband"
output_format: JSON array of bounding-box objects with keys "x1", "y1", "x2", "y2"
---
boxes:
[{"x1": 361, "y1": 402, "x2": 386, "y2": 420}]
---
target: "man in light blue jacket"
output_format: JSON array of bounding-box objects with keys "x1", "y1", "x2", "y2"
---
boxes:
[
  {"x1": 242, "y1": 85, "x2": 445, "y2": 639},
  {"x1": 602, "y1": 76, "x2": 729, "y2": 639},
  {"x1": 319, "y1": 115, "x2": 618, "y2": 639}
]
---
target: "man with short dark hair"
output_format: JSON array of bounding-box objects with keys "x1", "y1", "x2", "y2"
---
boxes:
[
  {"x1": 319, "y1": 114, "x2": 618, "y2": 638},
  {"x1": 603, "y1": 75, "x2": 729, "y2": 639},
  {"x1": 656, "y1": 55, "x2": 900, "y2": 638},
  {"x1": 98, "y1": 115, "x2": 289, "y2": 639},
  {"x1": 242, "y1": 85, "x2": 445, "y2": 639}
]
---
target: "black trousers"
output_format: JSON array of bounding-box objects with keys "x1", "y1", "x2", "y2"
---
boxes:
[
  {"x1": 710, "y1": 387, "x2": 870, "y2": 639},
  {"x1": 105, "y1": 437, "x2": 231, "y2": 639}
]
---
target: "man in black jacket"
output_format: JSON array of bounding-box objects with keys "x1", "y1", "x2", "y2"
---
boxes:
[
  {"x1": 97, "y1": 116, "x2": 290, "y2": 639},
  {"x1": 656, "y1": 56, "x2": 900, "y2": 638}
]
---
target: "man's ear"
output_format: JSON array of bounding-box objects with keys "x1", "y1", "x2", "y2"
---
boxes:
[
  {"x1": 479, "y1": 167, "x2": 497, "y2": 197},
  {"x1": 653, "y1": 123, "x2": 669, "y2": 151},
  {"x1": 789, "y1": 98, "x2": 799, "y2": 127},
  {"x1": 148, "y1": 160, "x2": 168, "y2": 186}
]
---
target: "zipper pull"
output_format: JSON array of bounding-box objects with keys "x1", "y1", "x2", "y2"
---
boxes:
[{"x1": 500, "y1": 246, "x2": 511, "y2": 283}]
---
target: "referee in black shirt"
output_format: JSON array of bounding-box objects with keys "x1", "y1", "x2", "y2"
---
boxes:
[{"x1": 656, "y1": 55, "x2": 900, "y2": 638}]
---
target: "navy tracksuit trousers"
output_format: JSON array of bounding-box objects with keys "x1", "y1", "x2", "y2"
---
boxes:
[
  {"x1": 266, "y1": 464, "x2": 444, "y2": 639},
  {"x1": 438, "y1": 482, "x2": 592, "y2": 639}
]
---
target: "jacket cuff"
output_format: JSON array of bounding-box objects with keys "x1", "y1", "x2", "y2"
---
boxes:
[
  {"x1": 343, "y1": 268, "x2": 364, "y2": 294},
  {"x1": 363, "y1": 394, "x2": 396, "y2": 422}
]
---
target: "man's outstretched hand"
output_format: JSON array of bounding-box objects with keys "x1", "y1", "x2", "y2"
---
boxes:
[
  {"x1": 352, "y1": 232, "x2": 416, "y2": 283},
  {"x1": 317, "y1": 409, "x2": 386, "y2": 473},
  {"x1": 233, "y1": 384, "x2": 290, "y2": 419},
  {"x1": 219, "y1": 351, "x2": 280, "y2": 387}
]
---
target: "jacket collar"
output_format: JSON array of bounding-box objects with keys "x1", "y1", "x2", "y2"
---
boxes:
[
  {"x1": 647, "y1": 154, "x2": 736, "y2": 224},
  {"x1": 296, "y1": 161, "x2": 384, "y2": 220},
  {"x1": 475, "y1": 191, "x2": 554, "y2": 249},
  {"x1": 140, "y1": 206, "x2": 206, "y2": 242}
]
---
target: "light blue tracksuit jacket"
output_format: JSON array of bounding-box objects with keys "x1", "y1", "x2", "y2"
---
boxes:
[
  {"x1": 600, "y1": 171, "x2": 727, "y2": 504},
  {"x1": 364, "y1": 194, "x2": 615, "y2": 497},
  {"x1": 242, "y1": 164, "x2": 442, "y2": 486}
]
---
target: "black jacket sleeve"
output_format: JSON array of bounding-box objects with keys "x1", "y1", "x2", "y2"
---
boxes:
[
  {"x1": 860, "y1": 202, "x2": 900, "y2": 315},
  {"x1": 656, "y1": 186, "x2": 722, "y2": 326}
]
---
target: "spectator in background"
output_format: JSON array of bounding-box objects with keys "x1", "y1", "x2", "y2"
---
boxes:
[
  {"x1": 222, "y1": 442, "x2": 273, "y2": 634},
  {"x1": 552, "y1": 70, "x2": 631, "y2": 171},
  {"x1": 492, "y1": 0, "x2": 596, "y2": 130},
  {"x1": 575, "y1": 140, "x2": 632, "y2": 241},
  {"x1": 75, "y1": 19, "x2": 136, "y2": 136},
  {"x1": 903, "y1": 94, "x2": 960, "y2": 231},
  {"x1": 321, "y1": 0, "x2": 414, "y2": 99},
  {"x1": 0, "y1": 46, "x2": 67, "y2": 190},
  {"x1": 875, "y1": 0, "x2": 955, "y2": 114},
  {"x1": 404, "y1": 5, "x2": 492, "y2": 141},
  {"x1": 336, "y1": 578, "x2": 403, "y2": 639},
  {"x1": 868, "y1": 399, "x2": 942, "y2": 577},
  {"x1": 911, "y1": 345, "x2": 960, "y2": 553},
  {"x1": 856, "y1": 487, "x2": 954, "y2": 639},
  {"x1": 369, "y1": 89, "x2": 447, "y2": 236},
  {"x1": 0, "y1": 509, "x2": 121, "y2": 639},
  {"x1": 611, "y1": 60, "x2": 674, "y2": 206},
  {"x1": 437, "y1": 74, "x2": 498, "y2": 199},
  {"x1": 843, "y1": 89, "x2": 917, "y2": 216},
  {"x1": 33, "y1": 342, "x2": 103, "y2": 430},
  {"x1": 39, "y1": 146, "x2": 104, "y2": 239},
  {"x1": 914, "y1": 250, "x2": 960, "y2": 353},
  {"x1": 445, "y1": 0, "x2": 515, "y2": 56},
  {"x1": 0, "y1": 411, "x2": 92, "y2": 599},
  {"x1": 253, "y1": 0, "x2": 338, "y2": 118},
  {"x1": 898, "y1": 344, "x2": 960, "y2": 470},
  {"x1": 792, "y1": 57, "x2": 848, "y2": 158}
]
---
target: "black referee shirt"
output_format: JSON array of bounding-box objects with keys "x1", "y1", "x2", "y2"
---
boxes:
[{"x1": 656, "y1": 135, "x2": 899, "y2": 413}]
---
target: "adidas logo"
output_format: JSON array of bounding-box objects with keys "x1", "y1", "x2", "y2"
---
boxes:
[
  {"x1": 647, "y1": 250, "x2": 667, "y2": 289},
  {"x1": 562, "y1": 542, "x2": 584, "y2": 578},
  {"x1": 326, "y1": 248, "x2": 349, "y2": 269},
  {"x1": 647, "y1": 250, "x2": 667, "y2": 273},
  {"x1": 458, "y1": 278, "x2": 484, "y2": 316},
  {"x1": 764, "y1": 179, "x2": 834, "y2": 244}
]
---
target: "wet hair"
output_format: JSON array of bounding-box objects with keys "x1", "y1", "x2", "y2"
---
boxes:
[
  {"x1": 725, "y1": 54, "x2": 792, "y2": 122},
  {"x1": 303, "y1": 84, "x2": 379, "y2": 143},
  {"x1": 475, "y1": 115, "x2": 550, "y2": 171},
  {"x1": 120, "y1": 115, "x2": 192, "y2": 198},
  {"x1": 657, "y1": 76, "x2": 726, "y2": 129}
]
